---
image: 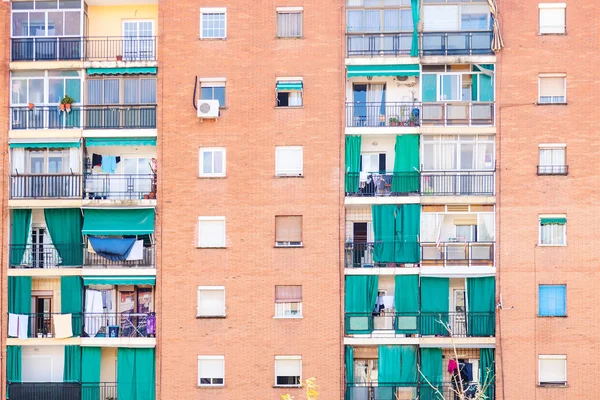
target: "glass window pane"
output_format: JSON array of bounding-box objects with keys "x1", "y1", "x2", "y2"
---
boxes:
[
  {"x1": 347, "y1": 10, "x2": 363, "y2": 32},
  {"x1": 87, "y1": 80, "x2": 102, "y2": 105},
  {"x1": 12, "y1": 2, "x2": 34, "y2": 10},
  {"x1": 200, "y1": 87, "x2": 212, "y2": 100},
  {"x1": 124, "y1": 79, "x2": 139, "y2": 104},
  {"x1": 140, "y1": 79, "x2": 157, "y2": 103},
  {"x1": 64, "y1": 11, "x2": 81, "y2": 35},
  {"x1": 213, "y1": 151, "x2": 223, "y2": 174},
  {"x1": 29, "y1": 79, "x2": 44, "y2": 104},
  {"x1": 47, "y1": 11, "x2": 64, "y2": 36},
  {"x1": 202, "y1": 152, "x2": 213, "y2": 173},
  {"x1": 365, "y1": 10, "x2": 380, "y2": 31},
  {"x1": 59, "y1": 0, "x2": 81, "y2": 9},
  {"x1": 11, "y1": 79, "x2": 27, "y2": 104},
  {"x1": 12, "y1": 13, "x2": 29, "y2": 36},
  {"x1": 36, "y1": 1, "x2": 58, "y2": 9},
  {"x1": 400, "y1": 9, "x2": 413, "y2": 31},
  {"x1": 460, "y1": 143, "x2": 474, "y2": 170},
  {"x1": 65, "y1": 79, "x2": 80, "y2": 102},
  {"x1": 441, "y1": 75, "x2": 460, "y2": 101},
  {"x1": 104, "y1": 79, "x2": 120, "y2": 104},
  {"x1": 49, "y1": 79, "x2": 65, "y2": 103},
  {"x1": 30, "y1": 12, "x2": 46, "y2": 36},
  {"x1": 213, "y1": 87, "x2": 226, "y2": 106},
  {"x1": 383, "y1": 10, "x2": 400, "y2": 32}
]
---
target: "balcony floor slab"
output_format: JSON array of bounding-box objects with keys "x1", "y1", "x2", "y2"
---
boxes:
[
  {"x1": 9, "y1": 129, "x2": 83, "y2": 140},
  {"x1": 420, "y1": 266, "x2": 496, "y2": 278},
  {"x1": 9, "y1": 199, "x2": 83, "y2": 209},
  {"x1": 83, "y1": 128, "x2": 157, "y2": 138},
  {"x1": 81, "y1": 337, "x2": 156, "y2": 348},
  {"x1": 345, "y1": 267, "x2": 420, "y2": 275},
  {"x1": 10, "y1": 60, "x2": 84, "y2": 70}
]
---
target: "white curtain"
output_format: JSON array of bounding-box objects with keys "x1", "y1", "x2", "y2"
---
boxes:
[
  {"x1": 289, "y1": 92, "x2": 302, "y2": 106},
  {"x1": 540, "y1": 224, "x2": 564, "y2": 245},
  {"x1": 12, "y1": 148, "x2": 25, "y2": 174},
  {"x1": 477, "y1": 213, "x2": 495, "y2": 241},
  {"x1": 421, "y1": 214, "x2": 444, "y2": 243},
  {"x1": 439, "y1": 143, "x2": 457, "y2": 170},
  {"x1": 476, "y1": 142, "x2": 494, "y2": 169},
  {"x1": 68, "y1": 147, "x2": 80, "y2": 173},
  {"x1": 277, "y1": 13, "x2": 302, "y2": 37}
]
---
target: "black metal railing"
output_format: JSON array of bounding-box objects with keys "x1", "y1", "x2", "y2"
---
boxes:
[
  {"x1": 84, "y1": 173, "x2": 156, "y2": 200},
  {"x1": 7, "y1": 382, "x2": 83, "y2": 400},
  {"x1": 421, "y1": 172, "x2": 495, "y2": 195},
  {"x1": 345, "y1": 312, "x2": 419, "y2": 334},
  {"x1": 10, "y1": 106, "x2": 82, "y2": 130},
  {"x1": 537, "y1": 165, "x2": 568, "y2": 175},
  {"x1": 346, "y1": 102, "x2": 421, "y2": 127},
  {"x1": 82, "y1": 312, "x2": 156, "y2": 338},
  {"x1": 11, "y1": 37, "x2": 82, "y2": 61},
  {"x1": 421, "y1": 102, "x2": 494, "y2": 126},
  {"x1": 84, "y1": 245, "x2": 155, "y2": 268},
  {"x1": 344, "y1": 240, "x2": 420, "y2": 268},
  {"x1": 347, "y1": 33, "x2": 413, "y2": 57},
  {"x1": 345, "y1": 173, "x2": 421, "y2": 197},
  {"x1": 8, "y1": 313, "x2": 82, "y2": 339},
  {"x1": 83, "y1": 382, "x2": 118, "y2": 400},
  {"x1": 83, "y1": 105, "x2": 157, "y2": 129},
  {"x1": 10, "y1": 174, "x2": 82, "y2": 199},
  {"x1": 9, "y1": 244, "x2": 83, "y2": 268},
  {"x1": 346, "y1": 383, "x2": 420, "y2": 400},
  {"x1": 420, "y1": 243, "x2": 495, "y2": 267}
]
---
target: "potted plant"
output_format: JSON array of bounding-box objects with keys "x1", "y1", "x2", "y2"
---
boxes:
[
  {"x1": 116, "y1": 55, "x2": 123, "y2": 61},
  {"x1": 37, "y1": 329, "x2": 43, "y2": 339},
  {"x1": 61, "y1": 95, "x2": 75, "y2": 112},
  {"x1": 28, "y1": 102, "x2": 34, "y2": 110},
  {"x1": 388, "y1": 117, "x2": 400, "y2": 126},
  {"x1": 409, "y1": 113, "x2": 418, "y2": 127}
]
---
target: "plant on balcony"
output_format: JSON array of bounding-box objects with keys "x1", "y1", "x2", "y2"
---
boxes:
[
  {"x1": 389, "y1": 117, "x2": 400, "y2": 127},
  {"x1": 28, "y1": 102, "x2": 34, "y2": 110},
  {"x1": 408, "y1": 113, "x2": 418, "y2": 127},
  {"x1": 61, "y1": 95, "x2": 75, "y2": 112}
]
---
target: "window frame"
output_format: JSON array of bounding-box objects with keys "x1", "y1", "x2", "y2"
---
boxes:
[
  {"x1": 346, "y1": 4, "x2": 414, "y2": 34},
  {"x1": 11, "y1": 1, "x2": 83, "y2": 39},
  {"x1": 538, "y1": 143, "x2": 566, "y2": 175},
  {"x1": 274, "y1": 285, "x2": 303, "y2": 319},
  {"x1": 11, "y1": 70, "x2": 82, "y2": 106},
  {"x1": 197, "y1": 216, "x2": 226, "y2": 248},
  {"x1": 199, "y1": 147, "x2": 226, "y2": 178},
  {"x1": 276, "y1": 78, "x2": 304, "y2": 108},
  {"x1": 200, "y1": 7, "x2": 227, "y2": 39},
  {"x1": 197, "y1": 286, "x2": 226, "y2": 317},
  {"x1": 538, "y1": 214, "x2": 566, "y2": 246},
  {"x1": 274, "y1": 355, "x2": 302, "y2": 388},
  {"x1": 538, "y1": 284, "x2": 566, "y2": 317},
  {"x1": 197, "y1": 355, "x2": 225, "y2": 387},
  {"x1": 538, "y1": 74, "x2": 567, "y2": 104},
  {"x1": 538, "y1": 3, "x2": 566, "y2": 35},
  {"x1": 275, "y1": 215, "x2": 303, "y2": 247},
  {"x1": 276, "y1": 7, "x2": 304, "y2": 38},
  {"x1": 275, "y1": 146, "x2": 303, "y2": 176},
  {"x1": 538, "y1": 355, "x2": 567, "y2": 386},
  {"x1": 86, "y1": 77, "x2": 157, "y2": 106},
  {"x1": 199, "y1": 78, "x2": 226, "y2": 108},
  {"x1": 421, "y1": 134, "x2": 496, "y2": 172}
]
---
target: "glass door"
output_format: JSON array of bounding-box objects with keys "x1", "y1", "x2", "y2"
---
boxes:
[{"x1": 123, "y1": 21, "x2": 154, "y2": 60}]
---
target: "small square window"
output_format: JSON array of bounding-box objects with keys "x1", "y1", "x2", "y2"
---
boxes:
[
  {"x1": 538, "y1": 75, "x2": 566, "y2": 104},
  {"x1": 198, "y1": 356, "x2": 224, "y2": 387},
  {"x1": 275, "y1": 356, "x2": 302, "y2": 387},
  {"x1": 200, "y1": 80, "x2": 226, "y2": 107},
  {"x1": 275, "y1": 285, "x2": 302, "y2": 318},
  {"x1": 198, "y1": 217, "x2": 226, "y2": 248},
  {"x1": 539, "y1": 355, "x2": 567, "y2": 386},
  {"x1": 199, "y1": 147, "x2": 226, "y2": 177},
  {"x1": 277, "y1": 9, "x2": 303, "y2": 38},
  {"x1": 275, "y1": 146, "x2": 303, "y2": 176},
  {"x1": 197, "y1": 286, "x2": 226, "y2": 317},
  {"x1": 200, "y1": 8, "x2": 227, "y2": 39},
  {"x1": 275, "y1": 216, "x2": 302, "y2": 247},
  {"x1": 539, "y1": 215, "x2": 566, "y2": 246},
  {"x1": 538, "y1": 145, "x2": 566, "y2": 175},
  {"x1": 539, "y1": 4, "x2": 566, "y2": 35},
  {"x1": 538, "y1": 285, "x2": 566, "y2": 317},
  {"x1": 276, "y1": 80, "x2": 303, "y2": 107}
]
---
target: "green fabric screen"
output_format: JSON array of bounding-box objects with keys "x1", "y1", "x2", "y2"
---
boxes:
[
  {"x1": 540, "y1": 217, "x2": 566, "y2": 225},
  {"x1": 378, "y1": 346, "x2": 402, "y2": 384},
  {"x1": 373, "y1": 205, "x2": 420, "y2": 263},
  {"x1": 472, "y1": 74, "x2": 478, "y2": 101},
  {"x1": 63, "y1": 345, "x2": 81, "y2": 383},
  {"x1": 118, "y1": 348, "x2": 156, "y2": 400},
  {"x1": 118, "y1": 348, "x2": 136, "y2": 400},
  {"x1": 399, "y1": 346, "x2": 418, "y2": 384},
  {"x1": 10, "y1": 210, "x2": 31, "y2": 266},
  {"x1": 422, "y1": 74, "x2": 437, "y2": 102},
  {"x1": 420, "y1": 277, "x2": 449, "y2": 336},
  {"x1": 467, "y1": 277, "x2": 496, "y2": 336},
  {"x1": 395, "y1": 275, "x2": 419, "y2": 334},
  {"x1": 344, "y1": 346, "x2": 354, "y2": 400},
  {"x1": 398, "y1": 205, "x2": 420, "y2": 262},
  {"x1": 420, "y1": 348, "x2": 443, "y2": 400},
  {"x1": 8, "y1": 277, "x2": 31, "y2": 315},
  {"x1": 474, "y1": 64, "x2": 495, "y2": 102},
  {"x1": 347, "y1": 64, "x2": 420, "y2": 78},
  {"x1": 85, "y1": 137, "x2": 157, "y2": 147},
  {"x1": 45, "y1": 209, "x2": 83, "y2": 266},
  {"x1": 87, "y1": 67, "x2": 157, "y2": 76},
  {"x1": 480, "y1": 349, "x2": 495, "y2": 400},
  {"x1": 82, "y1": 208, "x2": 155, "y2": 235},
  {"x1": 61, "y1": 277, "x2": 83, "y2": 336},
  {"x1": 392, "y1": 135, "x2": 420, "y2": 194},
  {"x1": 345, "y1": 136, "x2": 362, "y2": 193},
  {"x1": 344, "y1": 276, "x2": 378, "y2": 333},
  {"x1": 7, "y1": 345, "x2": 21, "y2": 398},
  {"x1": 82, "y1": 347, "x2": 102, "y2": 400},
  {"x1": 9, "y1": 142, "x2": 80, "y2": 149},
  {"x1": 83, "y1": 276, "x2": 156, "y2": 286},
  {"x1": 372, "y1": 205, "x2": 396, "y2": 262},
  {"x1": 410, "y1": 0, "x2": 420, "y2": 57}
]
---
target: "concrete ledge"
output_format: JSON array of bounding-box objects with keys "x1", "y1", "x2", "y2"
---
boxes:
[
  {"x1": 9, "y1": 199, "x2": 83, "y2": 209},
  {"x1": 81, "y1": 337, "x2": 156, "y2": 348},
  {"x1": 10, "y1": 60, "x2": 84, "y2": 70}
]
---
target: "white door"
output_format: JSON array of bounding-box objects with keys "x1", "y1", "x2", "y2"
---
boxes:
[
  {"x1": 124, "y1": 157, "x2": 152, "y2": 197},
  {"x1": 123, "y1": 21, "x2": 154, "y2": 60}
]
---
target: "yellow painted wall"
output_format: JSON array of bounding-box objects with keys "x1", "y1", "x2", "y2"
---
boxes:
[
  {"x1": 87, "y1": 5, "x2": 158, "y2": 37},
  {"x1": 100, "y1": 347, "x2": 117, "y2": 382},
  {"x1": 32, "y1": 278, "x2": 62, "y2": 313}
]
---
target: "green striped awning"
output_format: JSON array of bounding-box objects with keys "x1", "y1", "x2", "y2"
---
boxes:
[
  {"x1": 86, "y1": 67, "x2": 157, "y2": 76},
  {"x1": 83, "y1": 276, "x2": 155, "y2": 286},
  {"x1": 276, "y1": 81, "x2": 303, "y2": 91},
  {"x1": 85, "y1": 138, "x2": 156, "y2": 147},
  {"x1": 83, "y1": 208, "x2": 155, "y2": 236},
  {"x1": 540, "y1": 217, "x2": 566, "y2": 225},
  {"x1": 9, "y1": 141, "x2": 80, "y2": 149},
  {"x1": 347, "y1": 64, "x2": 420, "y2": 78}
]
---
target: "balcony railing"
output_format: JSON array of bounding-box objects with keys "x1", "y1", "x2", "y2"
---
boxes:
[
  {"x1": 84, "y1": 245, "x2": 155, "y2": 268},
  {"x1": 345, "y1": 173, "x2": 420, "y2": 197},
  {"x1": 421, "y1": 243, "x2": 494, "y2": 267},
  {"x1": 421, "y1": 172, "x2": 495, "y2": 195},
  {"x1": 10, "y1": 174, "x2": 82, "y2": 199},
  {"x1": 83, "y1": 105, "x2": 157, "y2": 129},
  {"x1": 83, "y1": 312, "x2": 156, "y2": 338},
  {"x1": 345, "y1": 241, "x2": 420, "y2": 268},
  {"x1": 11, "y1": 37, "x2": 157, "y2": 61},
  {"x1": 9, "y1": 244, "x2": 83, "y2": 268},
  {"x1": 8, "y1": 313, "x2": 82, "y2": 338},
  {"x1": 346, "y1": 102, "x2": 421, "y2": 127},
  {"x1": 84, "y1": 173, "x2": 156, "y2": 200},
  {"x1": 7, "y1": 382, "x2": 83, "y2": 400},
  {"x1": 347, "y1": 33, "x2": 413, "y2": 57},
  {"x1": 421, "y1": 102, "x2": 494, "y2": 126},
  {"x1": 537, "y1": 165, "x2": 568, "y2": 176},
  {"x1": 346, "y1": 383, "x2": 494, "y2": 400},
  {"x1": 11, "y1": 106, "x2": 82, "y2": 130}
]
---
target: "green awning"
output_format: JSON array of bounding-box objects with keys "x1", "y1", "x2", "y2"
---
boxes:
[
  {"x1": 85, "y1": 138, "x2": 156, "y2": 147},
  {"x1": 347, "y1": 64, "x2": 420, "y2": 78},
  {"x1": 82, "y1": 208, "x2": 155, "y2": 236},
  {"x1": 540, "y1": 217, "x2": 566, "y2": 225},
  {"x1": 9, "y1": 141, "x2": 80, "y2": 149},
  {"x1": 276, "y1": 81, "x2": 303, "y2": 91},
  {"x1": 86, "y1": 67, "x2": 157, "y2": 76},
  {"x1": 83, "y1": 276, "x2": 155, "y2": 286}
]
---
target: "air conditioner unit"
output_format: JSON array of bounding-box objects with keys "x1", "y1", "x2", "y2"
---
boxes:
[{"x1": 197, "y1": 99, "x2": 220, "y2": 119}]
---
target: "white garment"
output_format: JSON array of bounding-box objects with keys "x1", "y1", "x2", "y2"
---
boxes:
[
  {"x1": 17, "y1": 315, "x2": 28, "y2": 340},
  {"x1": 8, "y1": 314, "x2": 18, "y2": 337},
  {"x1": 382, "y1": 295, "x2": 394, "y2": 310},
  {"x1": 53, "y1": 314, "x2": 73, "y2": 339},
  {"x1": 126, "y1": 240, "x2": 144, "y2": 261},
  {"x1": 85, "y1": 290, "x2": 105, "y2": 337}
]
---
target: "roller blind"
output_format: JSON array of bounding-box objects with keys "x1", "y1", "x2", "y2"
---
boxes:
[
  {"x1": 539, "y1": 356, "x2": 566, "y2": 383},
  {"x1": 276, "y1": 147, "x2": 303, "y2": 176},
  {"x1": 275, "y1": 286, "x2": 302, "y2": 303},
  {"x1": 275, "y1": 216, "x2": 302, "y2": 242},
  {"x1": 539, "y1": 77, "x2": 565, "y2": 97},
  {"x1": 275, "y1": 358, "x2": 301, "y2": 376},
  {"x1": 198, "y1": 219, "x2": 225, "y2": 247},
  {"x1": 539, "y1": 7, "x2": 565, "y2": 34},
  {"x1": 197, "y1": 288, "x2": 225, "y2": 316},
  {"x1": 277, "y1": 12, "x2": 303, "y2": 37},
  {"x1": 198, "y1": 358, "x2": 224, "y2": 379}
]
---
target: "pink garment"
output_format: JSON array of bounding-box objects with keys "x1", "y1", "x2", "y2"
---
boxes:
[{"x1": 448, "y1": 359, "x2": 458, "y2": 373}]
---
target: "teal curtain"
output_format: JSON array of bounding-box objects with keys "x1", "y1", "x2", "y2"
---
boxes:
[
  {"x1": 420, "y1": 348, "x2": 443, "y2": 400},
  {"x1": 345, "y1": 136, "x2": 362, "y2": 193},
  {"x1": 379, "y1": 346, "x2": 402, "y2": 384},
  {"x1": 420, "y1": 278, "x2": 449, "y2": 336},
  {"x1": 345, "y1": 276, "x2": 378, "y2": 334},
  {"x1": 471, "y1": 74, "x2": 479, "y2": 101},
  {"x1": 395, "y1": 275, "x2": 419, "y2": 334},
  {"x1": 135, "y1": 348, "x2": 156, "y2": 400},
  {"x1": 422, "y1": 74, "x2": 437, "y2": 102},
  {"x1": 467, "y1": 277, "x2": 496, "y2": 336},
  {"x1": 480, "y1": 349, "x2": 495, "y2": 400},
  {"x1": 476, "y1": 65, "x2": 495, "y2": 102},
  {"x1": 392, "y1": 135, "x2": 420, "y2": 194},
  {"x1": 373, "y1": 205, "x2": 420, "y2": 263},
  {"x1": 7, "y1": 346, "x2": 22, "y2": 383},
  {"x1": 344, "y1": 346, "x2": 354, "y2": 400},
  {"x1": 44, "y1": 209, "x2": 83, "y2": 266},
  {"x1": 63, "y1": 345, "x2": 81, "y2": 383},
  {"x1": 399, "y1": 346, "x2": 417, "y2": 384},
  {"x1": 10, "y1": 209, "x2": 31, "y2": 266},
  {"x1": 118, "y1": 348, "x2": 136, "y2": 400},
  {"x1": 82, "y1": 347, "x2": 101, "y2": 400},
  {"x1": 61, "y1": 277, "x2": 83, "y2": 336},
  {"x1": 372, "y1": 205, "x2": 396, "y2": 262},
  {"x1": 8, "y1": 277, "x2": 32, "y2": 314},
  {"x1": 410, "y1": 0, "x2": 420, "y2": 57},
  {"x1": 397, "y1": 204, "x2": 420, "y2": 263}
]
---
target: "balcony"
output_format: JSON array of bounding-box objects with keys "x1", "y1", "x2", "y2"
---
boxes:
[
  {"x1": 9, "y1": 244, "x2": 83, "y2": 268},
  {"x1": 7, "y1": 382, "x2": 118, "y2": 400},
  {"x1": 8, "y1": 313, "x2": 82, "y2": 338},
  {"x1": 421, "y1": 172, "x2": 495, "y2": 196},
  {"x1": 345, "y1": 240, "x2": 420, "y2": 268},
  {"x1": 420, "y1": 243, "x2": 494, "y2": 267},
  {"x1": 11, "y1": 37, "x2": 83, "y2": 61},
  {"x1": 345, "y1": 173, "x2": 420, "y2": 197},
  {"x1": 10, "y1": 174, "x2": 82, "y2": 199},
  {"x1": 537, "y1": 165, "x2": 568, "y2": 176},
  {"x1": 84, "y1": 174, "x2": 156, "y2": 200},
  {"x1": 84, "y1": 245, "x2": 155, "y2": 268},
  {"x1": 10, "y1": 106, "x2": 82, "y2": 130},
  {"x1": 421, "y1": 102, "x2": 494, "y2": 126},
  {"x1": 83, "y1": 312, "x2": 156, "y2": 338},
  {"x1": 346, "y1": 383, "x2": 494, "y2": 400},
  {"x1": 83, "y1": 105, "x2": 157, "y2": 129}
]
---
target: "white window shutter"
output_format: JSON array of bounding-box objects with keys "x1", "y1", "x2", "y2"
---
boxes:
[{"x1": 198, "y1": 219, "x2": 225, "y2": 247}]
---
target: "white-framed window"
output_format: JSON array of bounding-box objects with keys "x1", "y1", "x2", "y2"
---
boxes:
[
  {"x1": 538, "y1": 355, "x2": 567, "y2": 386},
  {"x1": 539, "y1": 215, "x2": 566, "y2": 246},
  {"x1": 275, "y1": 356, "x2": 302, "y2": 387},
  {"x1": 275, "y1": 216, "x2": 302, "y2": 247},
  {"x1": 422, "y1": 4, "x2": 490, "y2": 32},
  {"x1": 277, "y1": 7, "x2": 303, "y2": 38},
  {"x1": 421, "y1": 135, "x2": 495, "y2": 171},
  {"x1": 346, "y1": 1, "x2": 413, "y2": 33},
  {"x1": 538, "y1": 144, "x2": 566, "y2": 175},
  {"x1": 538, "y1": 74, "x2": 566, "y2": 104},
  {"x1": 11, "y1": 0, "x2": 82, "y2": 38},
  {"x1": 11, "y1": 70, "x2": 82, "y2": 106},
  {"x1": 200, "y1": 78, "x2": 226, "y2": 107},
  {"x1": 200, "y1": 8, "x2": 226, "y2": 39},
  {"x1": 122, "y1": 20, "x2": 155, "y2": 60},
  {"x1": 197, "y1": 216, "x2": 226, "y2": 248},
  {"x1": 198, "y1": 355, "x2": 224, "y2": 387},
  {"x1": 275, "y1": 146, "x2": 303, "y2": 176},
  {"x1": 438, "y1": 73, "x2": 462, "y2": 101},
  {"x1": 199, "y1": 147, "x2": 226, "y2": 177},
  {"x1": 275, "y1": 285, "x2": 303, "y2": 318},
  {"x1": 276, "y1": 78, "x2": 303, "y2": 107},
  {"x1": 539, "y1": 3, "x2": 566, "y2": 34},
  {"x1": 197, "y1": 286, "x2": 225, "y2": 317},
  {"x1": 87, "y1": 77, "x2": 157, "y2": 105}
]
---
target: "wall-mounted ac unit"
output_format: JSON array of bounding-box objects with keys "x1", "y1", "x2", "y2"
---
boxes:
[{"x1": 197, "y1": 99, "x2": 220, "y2": 119}]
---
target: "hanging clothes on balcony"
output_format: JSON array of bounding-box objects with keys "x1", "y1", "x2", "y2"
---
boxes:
[
  {"x1": 126, "y1": 240, "x2": 144, "y2": 261},
  {"x1": 8, "y1": 314, "x2": 18, "y2": 337},
  {"x1": 61, "y1": 277, "x2": 83, "y2": 336},
  {"x1": 53, "y1": 314, "x2": 73, "y2": 339},
  {"x1": 101, "y1": 155, "x2": 118, "y2": 174},
  {"x1": 89, "y1": 237, "x2": 136, "y2": 261}
]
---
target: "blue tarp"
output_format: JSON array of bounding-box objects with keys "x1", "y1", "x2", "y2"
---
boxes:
[{"x1": 89, "y1": 237, "x2": 136, "y2": 262}]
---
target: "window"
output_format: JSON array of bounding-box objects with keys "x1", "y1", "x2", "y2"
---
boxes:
[
  {"x1": 197, "y1": 286, "x2": 225, "y2": 317},
  {"x1": 275, "y1": 146, "x2": 303, "y2": 176},
  {"x1": 538, "y1": 355, "x2": 567, "y2": 386},
  {"x1": 538, "y1": 145, "x2": 566, "y2": 175},
  {"x1": 422, "y1": 135, "x2": 495, "y2": 171},
  {"x1": 87, "y1": 78, "x2": 157, "y2": 105},
  {"x1": 539, "y1": 3, "x2": 566, "y2": 34},
  {"x1": 276, "y1": 79, "x2": 303, "y2": 107},
  {"x1": 538, "y1": 75, "x2": 566, "y2": 104},
  {"x1": 198, "y1": 356, "x2": 224, "y2": 387},
  {"x1": 11, "y1": 70, "x2": 81, "y2": 105},
  {"x1": 422, "y1": 4, "x2": 490, "y2": 32},
  {"x1": 346, "y1": 2, "x2": 413, "y2": 33},
  {"x1": 275, "y1": 286, "x2": 303, "y2": 317},
  {"x1": 199, "y1": 148, "x2": 226, "y2": 177},
  {"x1": 200, "y1": 8, "x2": 226, "y2": 39},
  {"x1": 11, "y1": 0, "x2": 82, "y2": 38},
  {"x1": 277, "y1": 8, "x2": 303, "y2": 38},
  {"x1": 200, "y1": 79, "x2": 226, "y2": 107},
  {"x1": 539, "y1": 215, "x2": 566, "y2": 246},
  {"x1": 197, "y1": 217, "x2": 226, "y2": 248},
  {"x1": 275, "y1": 356, "x2": 302, "y2": 387},
  {"x1": 275, "y1": 216, "x2": 302, "y2": 247},
  {"x1": 538, "y1": 285, "x2": 566, "y2": 317},
  {"x1": 27, "y1": 149, "x2": 70, "y2": 173},
  {"x1": 123, "y1": 20, "x2": 155, "y2": 60}
]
